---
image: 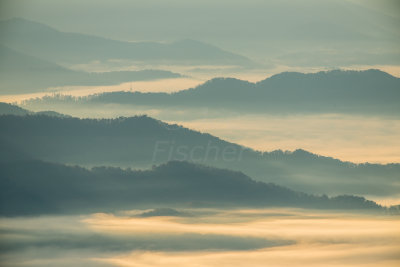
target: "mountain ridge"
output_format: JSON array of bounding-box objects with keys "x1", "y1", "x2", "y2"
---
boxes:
[
  {"x1": 23, "y1": 69, "x2": 400, "y2": 115},
  {"x1": 0, "y1": 17, "x2": 254, "y2": 66},
  {"x1": 0, "y1": 113, "x2": 399, "y2": 198},
  {"x1": 0, "y1": 44, "x2": 181, "y2": 93},
  {"x1": 0, "y1": 154, "x2": 385, "y2": 216}
]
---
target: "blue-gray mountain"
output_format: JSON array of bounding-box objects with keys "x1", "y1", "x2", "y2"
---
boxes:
[
  {"x1": 0, "y1": 113, "x2": 399, "y2": 198},
  {"x1": 0, "y1": 102, "x2": 69, "y2": 117},
  {"x1": 0, "y1": 45, "x2": 181, "y2": 94},
  {"x1": 0, "y1": 102, "x2": 29, "y2": 116},
  {"x1": 26, "y1": 69, "x2": 400, "y2": 115},
  {"x1": 0, "y1": 144, "x2": 383, "y2": 216},
  {"x1": 0, "y1": 18, "x2": 253, "y2": 66}
]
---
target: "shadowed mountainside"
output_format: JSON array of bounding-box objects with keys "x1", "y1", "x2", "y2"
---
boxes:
[
  {"x1": 0, "y1": 102, "x2": 29, "y2": 115},
  {"x1": 0, "y1": 113, "x2": 399, "y2": 198},
  {"x1": 0, "y1": 143, "x2": 383, "y2": 216}
]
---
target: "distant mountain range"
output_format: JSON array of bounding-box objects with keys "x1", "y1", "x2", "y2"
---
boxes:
[
  {"x1": 0, "y1": 142, "x2": 384, "y2": 216},
  {"x1": 25, "y1": 69, "x2": 400, "y2": 115},
  {"x1": 0, "y1": 45, "x2": 181, "y2": 94},
  {"x1": 1, "y1": 111, "x2": 399, "y2": 199},
  {"x1": 0, "y1": 102, "x2": 68, "y2": 117},
  {"x1": 0, "y1": 18, "x2": 253, "y2": 66}
]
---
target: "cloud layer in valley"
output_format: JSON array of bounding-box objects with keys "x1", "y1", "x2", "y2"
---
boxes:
[{"x1": 1, "y1": 208, "x2": 399, "y2": 266}]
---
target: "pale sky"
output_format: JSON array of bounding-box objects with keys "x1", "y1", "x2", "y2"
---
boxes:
[{"x1": 1, "y1": 0, "x2": 399, "y2": 66}]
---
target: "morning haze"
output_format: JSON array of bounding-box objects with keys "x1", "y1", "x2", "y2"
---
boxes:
[{"x1": 0, "y1": 0, "x2": 399, "y2": 266}]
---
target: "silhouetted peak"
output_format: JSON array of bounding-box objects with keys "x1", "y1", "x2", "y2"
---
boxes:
[
  {"x1": 35, "y1": 111, "x2": 70, "y2": 118},
  {"x1": 139, "y1": 208, "x2": 191, "y2": 217},
  {"x1": 318, "y1": 69, "x2": 396, "y2": 80},
  {"x1": 0, "y1": 102, "x2": 30, "y2": 116},
  {"x1": 259, "y1": 69, "x2": 397, "y2": 85},
  {"x1": 208, "y1": 77, "x2": 247, "y2": 83},
  {"x1": 260, "y1": 71, "x2": 306, "y2": 83},
  {"x1": 359, "y1": 69, "x2": 396, "y2": 79},
  {"x1": 100, "y1": 115, "x2": 170, "y2": 131},
  {"x1": 189, "y1": 77, "x2": 253, "y2": 94},
  {"x1": 291, "y1": 149, "x2": 317, "y2": 158}
]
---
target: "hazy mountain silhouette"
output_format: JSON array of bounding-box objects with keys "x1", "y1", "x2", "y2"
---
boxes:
[
  {"x1": 0, "y1": 146, "x2": 383, "y2": 216},
  {"x1": 0, "y1": 102, "x2": 30, "y2": 115},
  {"x1": 0, "y1": 18, "x2": 253, "y2": 66},
  {"x1": 0, "y1": 45, "x2": 181, "y2": 94},
  {"x1": 1, "y1": 1, "x2": 398, "y2": 69},
  {"x1": 0, "y1": 102, "x2": 68, "y2": 117},
  {"x1": 26, "y1": 69, "x2": 400, "y2": 115},
  {"x1": 1, "y1": 114, "x2": 399, "y2": 198}
]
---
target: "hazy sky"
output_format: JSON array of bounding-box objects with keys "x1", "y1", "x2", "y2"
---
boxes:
[{"x1": 1, "y1": 0, "x2": 399, "y2": 66}]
